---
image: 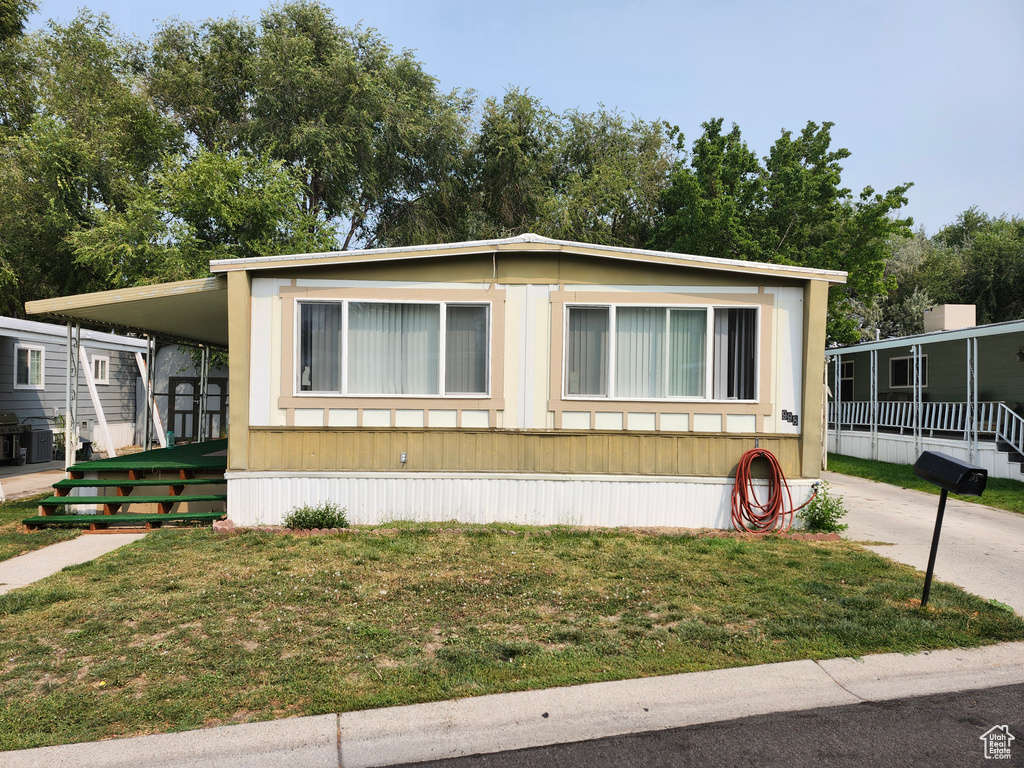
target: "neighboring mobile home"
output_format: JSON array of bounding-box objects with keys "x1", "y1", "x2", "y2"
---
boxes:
[
  {"x1": 28, "y1": 234, "x2": 845, "y2": 527},
  {"x1": 825, "y1": 314, "x2": 1024, "y2": 479},
  {"x1": 0, "y1": 316, "x2": 148, "y2": 459}
]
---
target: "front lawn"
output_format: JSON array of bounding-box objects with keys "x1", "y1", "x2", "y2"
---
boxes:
[
  {"x1": 0, "y1": 495, "x2": 80, "y2": 564},
  {"x1": 1, "y1": 525, "x2": 1022, "y2": 752},
  {"x1": 827, "y1": 454, "x2": 1024, "y2": 515}
]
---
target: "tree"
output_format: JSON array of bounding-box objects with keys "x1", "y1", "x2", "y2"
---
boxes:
[
  {"x1": 0, "y1": 12, "x2": 178, "y2": 312},
  {"x1": 69, "y1": 148, "x2": 338, "y2": 285},
  {"x1": 388, "y1": 91, "x2": 680, "y2": 248},
  {"x1": 149, "y1": 17, "x2": 258, "y2": 152},
  {"x1": 541, "y1": 108, "x2": 678, "y2": 247},
  {"x1": 249, "y1": 1, "x2": 471, "y2": 250},
  {"x1": 858, "y1": 231, "x2": 939, "y2": 338},
  {"x1": 0, "y1": 0, "x2": 36, "y2": 132},
  {"x1": 934, "y1": 209, "x2": 1024, "y2": 325},
  {"x1": 651, "y1": 119, "x2": 913, "y2": 344}
]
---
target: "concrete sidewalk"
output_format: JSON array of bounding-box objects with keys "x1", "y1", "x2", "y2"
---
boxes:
[
  {"x1": 824, "y1": 471, "x2": 1024, "y2": 614},
  {"x1": 0, "y1": 461, "x2": 65, "y2": 503},
  {"x1": 0, "y1": 533, "x2": 146, "y2": 595},
  {"x1": 3, "y1": 641, "x2": 1022, "y2": 768}
]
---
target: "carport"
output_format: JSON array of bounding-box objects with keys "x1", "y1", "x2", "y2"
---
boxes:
[{"x1": 26, "y1": 276, "x2": 229, "y2": 467}]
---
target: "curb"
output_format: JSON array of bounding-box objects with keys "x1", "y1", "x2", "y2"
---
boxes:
[{"x1": 5, "y1": 641, "x2": 1023, "y2": 768}]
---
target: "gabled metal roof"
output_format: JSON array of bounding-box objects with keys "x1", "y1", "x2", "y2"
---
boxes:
[
  {"x1": 209, "y1": 232, "x2": 849, "y2": 284},
  {"x1": 23, "y1": 234, "x2": 848, "y2": 347}
]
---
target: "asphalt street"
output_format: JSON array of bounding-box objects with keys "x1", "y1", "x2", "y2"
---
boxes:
[{"x1": 395, "y1": 683, "x2": 1024, "y2": 768}]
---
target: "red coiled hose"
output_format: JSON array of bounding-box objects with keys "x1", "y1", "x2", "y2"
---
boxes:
[{"x1": 731, "y1": 448, "x2": 816, "y2": 534}]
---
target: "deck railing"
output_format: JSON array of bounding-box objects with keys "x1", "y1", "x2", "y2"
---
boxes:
[
  {"x1": 827, "y1": 400, "x2": 1006, "y2": 437},
  {"x1": 995, "y1": 403, "x2": 1024, "y2": 457}
]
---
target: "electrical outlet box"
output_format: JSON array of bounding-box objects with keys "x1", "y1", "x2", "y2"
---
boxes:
[{"x1": 400, "y1": 452, "x2": 407, "y2": 463}]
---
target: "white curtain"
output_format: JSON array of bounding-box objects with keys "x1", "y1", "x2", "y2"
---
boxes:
[
  {"x1": 445, "y1": 305, "x2": 488, "y2": 394},
  {"x1": 565, "y1": 307, "x2": 609, "y2": 396},
  {"x1": 299, "y1": 303, "x2": 342, "y2": 392},
  {"x1": 713, "y1": 308, "x2": 756, "y2": 399},
  {"x1": 615, "y1": 307, "x2": 665, "y2": 398},
  {"x1": 668, "y1": 309, "x2": 706, "y2": 397},
  {"x1": 348, "y1": 303, "x2": 440, "y2": 395}
]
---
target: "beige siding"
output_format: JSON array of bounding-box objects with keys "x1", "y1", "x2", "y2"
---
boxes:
[{"x1": 248, "y1": 428, "x2": 804, "y2": 478}]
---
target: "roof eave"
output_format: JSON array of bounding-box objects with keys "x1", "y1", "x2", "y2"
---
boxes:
[{"x1": 209, "y1": 235, "x2": 848, "y2": 285}]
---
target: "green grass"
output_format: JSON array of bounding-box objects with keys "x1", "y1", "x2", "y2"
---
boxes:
[
  {"x1": 1, "y1": 525, "x2": 1022, "y2": 751},
  {"x1": 827, "y1": 454, "x2": 1024, "y2": 515},
  {"x1": 0, "y1": 495, "x2": 80, "y2": 564}
]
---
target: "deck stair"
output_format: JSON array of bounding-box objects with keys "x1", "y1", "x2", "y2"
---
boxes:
[
  {"x1": 23, "y1": 439, "x2": 228, "y2": 532},
  {"x1": 996, "y1": 440, "x2": 1024, "y2": 475}
]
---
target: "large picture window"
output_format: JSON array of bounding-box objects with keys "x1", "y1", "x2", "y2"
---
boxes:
[
  {"x1": 298, "y1": 301, "x2": 489, "y2": 396},
  {"x1": 564, "y1": 305, "x2": 756, "y2": 401}
]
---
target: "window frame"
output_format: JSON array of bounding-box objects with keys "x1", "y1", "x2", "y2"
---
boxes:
[
  {"x1": 14, "y1": 344, "x2": 45, "y2": 390},
  {"x1": 839, "y1": 359, "x2": 854, "y2": 401},
  {"x1": 889, "y1": 354, "x2": 928, "y2": 389},
  {"x1": 560, "y1": 302, "x2": 760, "y2": 404},
  {"x1": 293, "y1": 298, "x2": 493, "y2": 399},
  {"x1": 91, "y1": 355, "x2": 110, "y2": 385}
]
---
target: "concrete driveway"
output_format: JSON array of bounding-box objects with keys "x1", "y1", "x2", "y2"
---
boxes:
[{"x1": 823, "y1": 471, "x2": 1024, "y2": 614}]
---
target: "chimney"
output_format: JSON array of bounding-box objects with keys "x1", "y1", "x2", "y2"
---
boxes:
[{"x1": 923, "y1": 304, "x2": 976, "y2": 333}]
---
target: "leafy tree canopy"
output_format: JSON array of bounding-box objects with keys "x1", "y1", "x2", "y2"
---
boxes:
[
  {"x1": 860, "y1": 208, "x2": 1024, "y2": 339},
  {"x1": 651, "y1": 118, "x2": 914, "y2": 344}
]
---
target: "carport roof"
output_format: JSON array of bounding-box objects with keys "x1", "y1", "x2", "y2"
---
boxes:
[{"x1": 25, "y1": 276, "x2": 228, "y2": 347}]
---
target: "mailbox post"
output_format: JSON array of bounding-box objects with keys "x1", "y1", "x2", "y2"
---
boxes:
[{"x1": 912, "y1": 451, "x2": 988, "y2": 607}]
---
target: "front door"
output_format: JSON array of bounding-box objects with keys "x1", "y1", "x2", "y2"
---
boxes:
[{"x1": 168, "y1": 377, "x2": 229, "y2": 442}]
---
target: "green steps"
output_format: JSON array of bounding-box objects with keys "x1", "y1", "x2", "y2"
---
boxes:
[
  {"x1": 24, "y1": 512, "x2": 226, "y2": 530},
  {"x1": 29, "y1": 439, "x2": 230, "y2": 533},
  {"x1": 40, "y1": 494, "x2": 228, "y2": 507},
  {"x1": 67, "y1": 439, "x2": 228, "y2": 473},
  {"x1": 54, "y1": 478, "x2": 225, "y2": 489}
]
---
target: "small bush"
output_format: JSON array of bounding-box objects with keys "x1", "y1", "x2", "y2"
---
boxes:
[
  {"x1": 800, "y1": 481, "x2": 848, "y2": 533},
  {"x1": 283, "y1": 501, "x2": 348, "y2": 530}
]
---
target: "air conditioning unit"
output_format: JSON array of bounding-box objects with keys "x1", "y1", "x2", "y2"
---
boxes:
[{"x1": 23, "y1": 429, "x2": 54, "y2": 464}]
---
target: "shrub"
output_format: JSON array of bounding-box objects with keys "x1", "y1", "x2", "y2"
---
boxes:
[
  {"x1": 799, "y1": 481, "x2": 848, "y2": 533},
  {"x1": 283, "y1": 501, "x2": 348, "y2": 530}
]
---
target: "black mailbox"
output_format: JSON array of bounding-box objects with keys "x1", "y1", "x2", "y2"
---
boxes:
[
  {"x1": 913, "y1": 451, "x2": 987, "y2": 496},
  {"x1": 912, "y1": 451, "x2": 987, "y2": 608}
]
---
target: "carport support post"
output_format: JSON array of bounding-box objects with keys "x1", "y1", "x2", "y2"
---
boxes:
[
  {"x1": 870, "y1": 349, "x2": 878, "y2": 460},
  {"x1": 920, "y1": 489, "x2": 948, "y2": 608},
  {"x1": 197, "y1": 345, "x2": 210, "y2": 443},
  {"x1": 912, "y1": 345, "x2": 922, "y2": 455},
  {"x1": 64, "y1": 322, "x2": 80, "y2": 468},
  {"x1": 834, "y1": 353, "x2": 842, "y2": 455}
]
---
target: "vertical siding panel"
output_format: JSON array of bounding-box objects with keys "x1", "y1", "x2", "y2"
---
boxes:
[
  {"x1": 243, "y1": 429, "x2": 805, "y2": 478},
  {"x1": 655, "y1": 436, "x2": 675, "y2": 475}
]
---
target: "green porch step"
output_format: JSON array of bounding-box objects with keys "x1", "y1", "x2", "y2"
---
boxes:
[
  {"x1": 40, "y1": 494, "x2": 227, "y2": 506},
  {"x1": 54, "y1": 478, "x2": 225, "y2": 489},
  {"x1": 24, "y1": 512, "x2": 226, "y2": 530}
]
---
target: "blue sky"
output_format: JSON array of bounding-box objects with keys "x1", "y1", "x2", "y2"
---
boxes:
[{"x1": 30, "y1": 0, "x2": 1024, "y2": 234}]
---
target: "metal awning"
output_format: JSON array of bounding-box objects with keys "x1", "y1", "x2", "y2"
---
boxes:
[{"x1": 25, "y1": 276, "x2": 228, "y2": 348}]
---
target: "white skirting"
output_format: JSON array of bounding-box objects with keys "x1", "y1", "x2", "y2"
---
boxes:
[
  {"x1": 225, "y1": 471, "x2": 817, "y2": 529},
  {"x1": 827, "y1": 429, "x2": 1023, "y2": 480}
]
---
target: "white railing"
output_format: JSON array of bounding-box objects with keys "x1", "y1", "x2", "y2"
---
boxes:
[
  {"x1": 828, "y1": 400, "x2": 1006, "y2": 437},
  {"x1": 995, "y1": 403, "x2": 1024, "y2": 457}
]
